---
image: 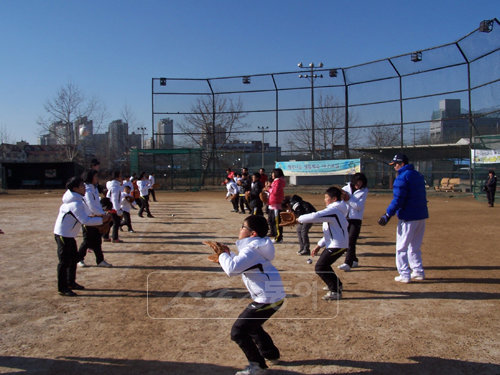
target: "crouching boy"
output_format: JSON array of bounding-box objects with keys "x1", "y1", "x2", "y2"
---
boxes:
[{"x1": 218, "y1": 215, "x2": 286, "y2": 375}]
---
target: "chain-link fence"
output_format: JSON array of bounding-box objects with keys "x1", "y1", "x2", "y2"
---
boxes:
[
  {"x1": 150, "y1": 18, "x2": 500, "y2": 188},
  {"x1": 130, "y1": 148, "x2": 202, "y2": 190},
  {"x1": 472, "y1": 134, "x2": 500, "y2": 199}
]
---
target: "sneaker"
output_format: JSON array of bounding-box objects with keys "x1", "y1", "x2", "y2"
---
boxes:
[
  {"x1": 147, "y1": 214, "x2": 154, "y2": 218},
  {"x1": 298, "y1": 250, "x2": 310, "y2": 256},
  {"x1": 138, "y1": 213, "x2": 144, "y2": 218},
  {"x1": 77, "y1": 261, "x2": 87, "y2": 268},
  {"x1": 231, "y1": 209, "x2": 238, "y2": 212},
  {"x1": 69, "y1": 282, "x2": 85, "y2": 290},
  {"x1": 128, "y1": 230, "x2": 135, "y2": 233},
  {"x1": 338, "y1": 263, "x2": 351, "y2": 271},
  {"x1": 98, "y1": 260, "x2": 113, "y2": 268},
  {"x1": 394, "y1": 275, "x2": 411, "y2": 283},
  {"x1": 322, "y1": 290, "x2": 342, "y2": 300},
  {"x1": 322, "y1": 286, "x2": 330, "y2": 291},
  {"x1": 352, "y1": 261, "x2": 359, "y2": 268},
  {"x1": 267, "y1": 357, "x2": 280, "y2": 365},
  {"x1": 271, "y1": 239, "x2": 283, "y2": 244},
  {"x1": 411, "y1": 272, "x2": 425, "y2": 281},
  {"x1": 112, "y1": 239, "x2": 123, "y2": 243},
  {"x1": 102, "y1": 238, "x2": 111, "y2": 242},
  {"x1": 58, "y1": 289, "x2": 77, "y2": 297},
  {"x1": 235, "y1": 362, "x2": 267, "y2": 375}
]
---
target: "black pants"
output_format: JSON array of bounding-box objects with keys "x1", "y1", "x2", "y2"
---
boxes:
[
  {"x1": 267, "y1": 208, "x2": 282, "y2": 241},
  {"x1": 231, "y1": 300, "x2": 283, "y2": 369},
  {"x1": 315, "y1": 248, "x2": 347, "y2": 292},
  {"x1": 138, "y1": 195, "x2": 151, "y2": 216},
  {"x1": 296, "y1": 223, "x2": 312, "y2": 253},
  {"x1": 78, "y1": 226, "x2": 104, "y2": 264},
  {"x1": 487, "y1": 189, "x2": 495, "y2": 206},
  {"x1": 102, "y1": 213, "x2": 121, "y2": 240},
  {"x1": 149, "y1": 188, "x2": 157, "y2": 202},
  {"x1": 344, "y1": 219, "x2": 362, "y2": 266},
  {"x1": 120, "y1": 211, "x2": 133, "y2": 231},
  {"x1": 249, "y1": 199, "x2": 263, "y2": 216},
  {"x1": 239, "y1": 194, "x2": 250, "y2": 213},
  {"x1": 55, "y1": 235, "x2": 78, "y2": 292},
  {"x1": 229, "y1": 195, "x2": 239, "y2": 211}
]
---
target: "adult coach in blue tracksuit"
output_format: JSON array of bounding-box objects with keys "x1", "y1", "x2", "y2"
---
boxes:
[{"x1": 378, "y1": 154, "x2": 429, "y2": 283}]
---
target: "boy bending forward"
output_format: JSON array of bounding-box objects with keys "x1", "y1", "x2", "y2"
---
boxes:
[
  {"x1": 218, "y1": 215, "x2": 286, "y2": 375},
  {"x1": 298, "y1": 186, "x2": 349, "y2": 300}
]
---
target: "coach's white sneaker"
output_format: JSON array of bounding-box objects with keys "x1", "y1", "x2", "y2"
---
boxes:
[
  {"x1": 97, "y1": 260, "x2": 113, "y2": 268},
  {"x1": 338, "y1": 263, "x2": 351, "y2": 271},
  {"x1": 77, "y1": 261, "x2": 87, "y2": 268},
  {"x1": 352, "y1": 261, "x2": 359, "y2": 268},
  {"x1": 411, "y1": 272, "x2": 425, "y2": 281},
  {"x1": 235, "y1": 361, "x2": 267, "y2": 375},
  {"x1": 394, "y1": 275, "x2": 411, "y2": 283}
]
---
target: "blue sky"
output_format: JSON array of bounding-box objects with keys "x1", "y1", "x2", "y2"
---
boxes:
[{"x1": 0, "y1": 0, "x2": 498, "y2": 144}]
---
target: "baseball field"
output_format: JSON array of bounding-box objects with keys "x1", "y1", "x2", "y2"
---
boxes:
[{"x1": 0, "y1": 189, "x2": 499, "y2": 374}]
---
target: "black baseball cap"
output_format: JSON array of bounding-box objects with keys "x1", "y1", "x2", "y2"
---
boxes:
[{"x1": 389, "y1": 154, "x2": 409, "y2": 165}]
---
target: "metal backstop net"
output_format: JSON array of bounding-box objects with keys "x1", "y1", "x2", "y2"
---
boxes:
[
  {"x1": 472, "y1": 134, "x2": 500, "y2": 199},
  {"x1": 130, "y1": 148, "x2": 202, "y2": 190},
  {"x1": 152, "y1": 19, "x2": 500, "y2": 188}
]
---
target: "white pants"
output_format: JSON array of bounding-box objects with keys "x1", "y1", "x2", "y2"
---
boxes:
[{"x1": 396, "y1": 219, "x2": 426, "y2": 278}]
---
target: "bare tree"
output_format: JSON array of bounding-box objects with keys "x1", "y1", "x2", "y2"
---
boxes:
[
  {"x1": 0, "y1": 124, "x2": 11, "y2": 144},
  {"x1": 366, "y1": 122, "x2": 401, "y2": 147},
  {"x1": 179, "y1": 95, "x2": 246, "y2": 181},
  {"x1": 37, "y1": 82, "x2": 108, "y2": 162},
  {"x1": 121, "y1": 103, "x2": 137, "y2": 129},
  {"x1": 291, "y1": 94, "x2": 354, "y2": 159}
]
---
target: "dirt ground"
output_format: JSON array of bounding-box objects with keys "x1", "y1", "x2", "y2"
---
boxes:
[{"x1": 0, "y1": 188, "x2": 499, "y2": 375}]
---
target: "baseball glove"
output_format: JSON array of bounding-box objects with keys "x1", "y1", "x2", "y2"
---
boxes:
[
  {"x1": 280, "y1": 211, "x2": 297, "y2": 226},
  {"x1": 95, "y1": 215, "x2": 112, "y2": 234},
  {"x1": 259, "y1": 191, "x2": 269, "y2": 205},
  {"x1": 203, "y1": 241, "x2": 230, "y2": 263}
]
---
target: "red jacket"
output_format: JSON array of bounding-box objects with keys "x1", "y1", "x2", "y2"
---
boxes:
[{"x1": 268, "y1": 177, "x2": 285, "y2": 206}]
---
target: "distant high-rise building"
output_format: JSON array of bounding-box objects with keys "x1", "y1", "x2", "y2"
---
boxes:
[
  {"x1": 74, "y1": 116, "x2": 93, "y2": 142},
  {"x1": 44, "y1": 121, "x2": 74, "y2": 145},
  {"x1": 430, "y1": 99, "x2": 500, "y2": 144},
  {"x1": 202, "y1": 124, "x2": 226, "y2": 148},
  {"x1": 157, "y1": 118, "x2": 174, "y2": 148},
  {"x1": 108, "y1": 119, "x2": 129, "y2": 160},
  {"x1": 128, "y1": 132, "x2": 142, "y2": 149}
]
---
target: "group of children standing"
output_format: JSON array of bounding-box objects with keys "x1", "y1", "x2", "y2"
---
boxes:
[
  {"x1": 53, "y1": 158, "x2": 158, "y2": 296},
  {"x1": 224, "y1": 167, "x2": 286, "y2": 244}
]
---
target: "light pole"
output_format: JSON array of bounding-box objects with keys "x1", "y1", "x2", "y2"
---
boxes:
[
  {"x1": 257, "y1": 126, "x2": 269, "y2": 168},
  {"x1": 298, "y1": 62, "x2": 324, "y2": 160},
  {"x1": 138, "y1": 127, "x2": 147, "y2": 149}
]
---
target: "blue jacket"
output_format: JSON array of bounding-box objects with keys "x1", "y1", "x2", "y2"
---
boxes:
[{"x1": 386, "y1": 164, "x2": 429, "y2": 221}]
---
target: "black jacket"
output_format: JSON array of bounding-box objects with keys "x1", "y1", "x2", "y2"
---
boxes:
[{"x1": 290, "y1": 195, "x2": 316, "y2": 217}]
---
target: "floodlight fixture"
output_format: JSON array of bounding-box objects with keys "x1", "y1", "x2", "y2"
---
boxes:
[
  {"x1": 411, "y1": 51, "x2": 422, "y2": 62},
  {"x1": 297, "y1": 61, "x2": 326, "y2": 160},
  {"x1": 479, "y1": 19, "x2": 493, "y2": 33},
  {"x1": 160, "y1": 78, "x2": 167, "y2": 86},
  {"x1": 242, "y1": 76, "x2": 251, "y2": 84}
]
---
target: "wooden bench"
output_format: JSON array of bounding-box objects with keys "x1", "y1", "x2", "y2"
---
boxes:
[
  {"x1": 434, "y1": 178, "x2": 450, "y2": 191},
  {"x1": 435, "y1": 177, "x2": 462, "y2": 192}
]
